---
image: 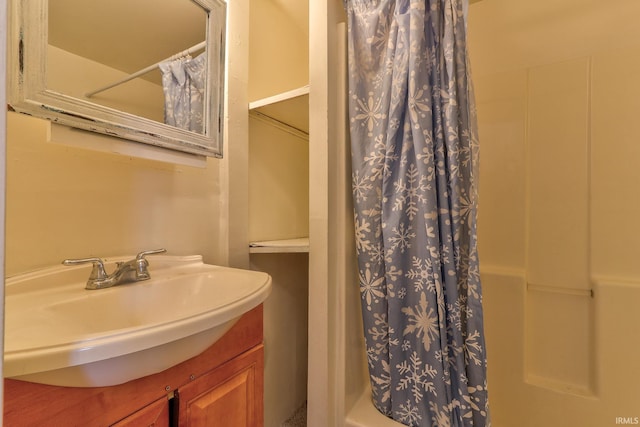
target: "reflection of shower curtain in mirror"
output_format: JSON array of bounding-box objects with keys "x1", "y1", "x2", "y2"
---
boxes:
[{"x1": 159, "y1": 53, "x2": 206, "y2": 133}]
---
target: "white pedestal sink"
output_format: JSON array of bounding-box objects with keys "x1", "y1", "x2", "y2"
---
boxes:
[{"x1": 4, "y1": 255, "x2": 272, "y2": 387}]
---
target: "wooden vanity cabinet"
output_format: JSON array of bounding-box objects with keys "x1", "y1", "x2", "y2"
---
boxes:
[
  {"x1": 177, "y1": 346, "x2": 262, "y2": 426},
  {"x1": 112, "y1": 397, "x2": 171, "y2": 427},
  {"x1": 4, "y1": 305, "x2": 264, "y2": 427}
]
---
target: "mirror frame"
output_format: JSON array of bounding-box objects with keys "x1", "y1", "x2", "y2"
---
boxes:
[{"x1": 8, "y1": 0, "x2": 226, "y2": 158}]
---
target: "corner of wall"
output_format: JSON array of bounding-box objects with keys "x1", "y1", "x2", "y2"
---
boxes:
[{"x1": 220, "y1": 0, "x2": 250, "y2": 269}]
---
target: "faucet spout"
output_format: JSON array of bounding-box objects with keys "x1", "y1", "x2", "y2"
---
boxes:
[{"x1": 110, "y1": 260, "x2": 146, "y2": 285}]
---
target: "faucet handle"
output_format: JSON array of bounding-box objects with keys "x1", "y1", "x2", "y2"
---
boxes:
[
  {"x1": 135, "y1": 248, "x2": 167, "y2": 262},
  {"x1": 132, "y1": 249, "x2": 166, "y2": 280},
  {"x1": 62, "y1": 257, "x2": 108, "y2": 280}
]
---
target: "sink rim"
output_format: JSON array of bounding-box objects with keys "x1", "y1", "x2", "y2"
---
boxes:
[{"x1": 3, "y1": 255, "x2": 272, "y2": 384}]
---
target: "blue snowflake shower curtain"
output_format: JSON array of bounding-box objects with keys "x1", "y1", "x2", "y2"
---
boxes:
[
  {"x1": 159, "y1": 53, "x2": 206, "y2": 133},
  {"x1": 344, "y1": 0, "x2": 490, "y2": 425}
]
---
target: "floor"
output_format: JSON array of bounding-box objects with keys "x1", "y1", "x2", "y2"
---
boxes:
[{"x1": 282, "y1": 401, "x2": 307, "y2": 427}]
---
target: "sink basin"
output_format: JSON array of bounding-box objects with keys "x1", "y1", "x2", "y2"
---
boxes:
[{"x1": 4, "y1": 255, "x2": 272, "y2": 387}]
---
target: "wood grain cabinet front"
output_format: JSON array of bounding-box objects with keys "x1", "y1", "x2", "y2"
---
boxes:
[
  {"x1": 111, "y1": 397, "x2": 171, "y2": 427},
  {"x1": 177, "y1": 346, "x2": 263, "y2": 427},
  {"x1": 4, "y1": 306, "x2": 264, "y2": 427}
]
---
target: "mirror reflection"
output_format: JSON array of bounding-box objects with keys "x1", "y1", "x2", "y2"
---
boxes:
[{"x1": 47, "y1": 0, "x2": 208, "y2": 135}]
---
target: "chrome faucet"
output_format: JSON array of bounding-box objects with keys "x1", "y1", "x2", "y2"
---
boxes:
[{"x1": 63, "y1": 249, "x2": 167, "y2": 290}]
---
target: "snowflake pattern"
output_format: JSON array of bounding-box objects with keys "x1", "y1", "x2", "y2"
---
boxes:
[
  {"x1": 396, "y1": 400, "x2": 422, "y2": 425},
  {"x1": 359, "y1": 263, "x2": 386, "y2": 311},
  {"x1": 393, "y1": 163, "x2": 429, "y2": 220},
  {"x1": 368, "y1": 313, "x2": 399, "y2": 359},
  {"x1": 402, "y1": 292, "x2": 441, "y2": 352},
  {"x1": 406, "y1": 256, "x2": 436, "y2": 293},
  {"x1": 387, "y1": 222, "x2": 416, "y2": 255},
  {"x1": 396, "y1": 351, "x2": 437, "y2": 402},
  {"x1": 352, "y1": 91, "x2": 387, "y2": 137},
  {"x1": 345, "y1": 0, "x2": 490, "y2": 425},
  {"x1": 353, "y1": 170, "x2": 373, "y2": 203}
]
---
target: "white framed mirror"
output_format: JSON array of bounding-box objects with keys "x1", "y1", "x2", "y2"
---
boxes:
[{"x1": 8, "y1": 0, "x2": 226, "y2": 158}]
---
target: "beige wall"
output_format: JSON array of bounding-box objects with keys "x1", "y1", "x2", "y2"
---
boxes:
[
  {"x1": 252, "y1": 253, "x2": 309, "y2": 427},
  {"x1": 47, "y1": 46, "x2": 164, "y2": 123},
  {"x1": 248, "y1": 113, "x2": 309, "y2": 427},
  {"x1": 5, "y1": 0, "x2": 252, "y2": 274},
  {"x1": 5, "y1": 0, "x2": 254, "y2": 275},
  {"x1": 5, "y1": 113, "x2": 225, "y2": 275},
  {"x1": 248, "y1": 0, "x2": 308, "y2": 101},
  {"x1": 247, "y1": 1, "x2": 310, "y2": 426},
  {"x1": 470, "y1": 0, "x2": 640, "y2": 424},
  {"x1": 248, "y1": 116, "x2": 309, "y2": 242}
]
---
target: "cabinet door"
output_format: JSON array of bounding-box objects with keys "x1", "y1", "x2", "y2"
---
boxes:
[
  {"x1": 111, "y1": 396, "x2": 170, "y2": 427},
  {"x1": 178, "y1": 345, "x2": 263, "y2": 427}
]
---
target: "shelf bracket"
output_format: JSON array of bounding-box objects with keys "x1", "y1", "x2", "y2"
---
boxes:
[{"x1": 249, "y1": 111, "x2": 309, "y2": 141}]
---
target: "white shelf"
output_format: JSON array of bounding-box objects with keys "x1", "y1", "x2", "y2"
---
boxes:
[
  {"x1": 248, "y1": 86, "x2": 310, "y2": 250},
  {"x1": 249, "y1": 237, "x2": 309, "y2": 254},
  {"x1": 249, "y1": 86, "x2": 309, "y2": 135},
  {"x1": 249, "y1": 85, "x2": 309, "y2": 109}
]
